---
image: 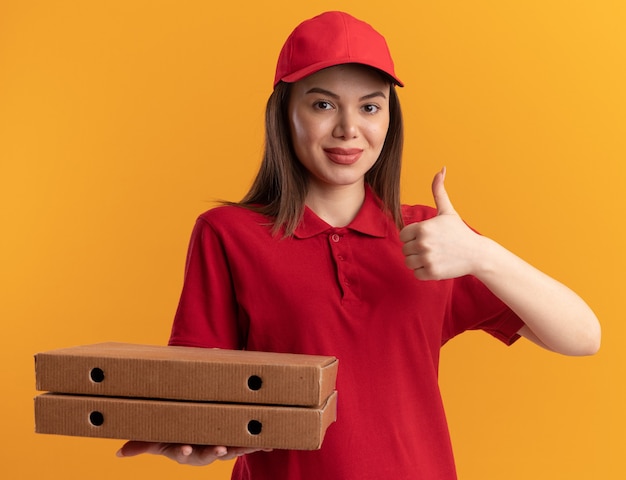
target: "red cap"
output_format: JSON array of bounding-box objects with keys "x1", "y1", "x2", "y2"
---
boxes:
[{"x1": 274, "y1": 11, "x2": 403, "y2": 88}]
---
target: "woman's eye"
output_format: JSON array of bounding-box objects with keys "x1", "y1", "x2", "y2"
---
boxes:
[
  {"x1": 362, "y1": 104, "x2": 380, "y2": 114},
  {"x1": 314, "y1": 101, "x2": 333, "y2": 110}
]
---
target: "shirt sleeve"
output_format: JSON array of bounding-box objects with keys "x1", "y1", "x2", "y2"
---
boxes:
[
  {"x1": 442, "y1": 274, "x2": 525, "y2": 346},
  {"x1": 168, "y1": 216, "x2": 247, "y2": 350}
]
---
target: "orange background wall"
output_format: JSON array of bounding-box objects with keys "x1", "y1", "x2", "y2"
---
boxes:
[{"x1": 1, "y1": 1, "x2": 624, "y2": 478}]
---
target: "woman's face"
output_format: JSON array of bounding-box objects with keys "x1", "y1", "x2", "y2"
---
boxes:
[{"x1": 288, "y1": 64, "x2": 391, "y2": 193}]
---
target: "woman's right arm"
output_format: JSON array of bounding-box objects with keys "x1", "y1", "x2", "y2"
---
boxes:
[{"x1": 116, "y1": 216, "x2": 255, "y2": 464}]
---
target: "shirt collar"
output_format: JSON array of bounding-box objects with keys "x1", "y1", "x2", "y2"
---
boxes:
[{"x1": 293, "y1": 187, "x2": 391, "y2": 239}]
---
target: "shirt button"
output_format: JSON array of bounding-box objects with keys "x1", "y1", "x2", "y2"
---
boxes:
[{"x1": 330, "y1": 233, "x2": 340, "y2": 243}]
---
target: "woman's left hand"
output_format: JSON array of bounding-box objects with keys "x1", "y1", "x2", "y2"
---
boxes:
[{"x1": 400, "y1": 167, "x2": 485, "y2": 281}]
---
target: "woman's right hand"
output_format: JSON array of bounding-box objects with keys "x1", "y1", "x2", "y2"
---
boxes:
[{"x1": 116, "y1": 441, "x2": 270, "y2": 466}]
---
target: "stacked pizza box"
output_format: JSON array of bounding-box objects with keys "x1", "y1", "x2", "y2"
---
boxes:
[{"x1": 34, "y1": 342, "x2": 338, "y2": 450}]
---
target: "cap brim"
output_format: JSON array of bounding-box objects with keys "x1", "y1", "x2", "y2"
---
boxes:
[{"x1": 278, "y1": 59, "x2": 404, "y2": 88}]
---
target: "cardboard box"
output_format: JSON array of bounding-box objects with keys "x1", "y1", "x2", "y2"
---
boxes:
[
  {"x1": 34, "y1": 391, "x2": 337, "y2": 450},
  {"x1": 35, "y1": 342, "x2": 338, "y2": 407}
]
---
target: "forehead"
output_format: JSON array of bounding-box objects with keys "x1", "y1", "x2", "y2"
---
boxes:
[{"x1": 292, "y1": 64, "x2": 391, "y2": 95}]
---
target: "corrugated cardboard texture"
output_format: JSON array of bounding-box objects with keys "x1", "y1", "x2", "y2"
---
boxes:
[
  {"x1": 35, "y1": 343, "x2": 338, "y2": 407},
  {"x1": 34, "y1": 391, "x2": 337, "y2": 450}
]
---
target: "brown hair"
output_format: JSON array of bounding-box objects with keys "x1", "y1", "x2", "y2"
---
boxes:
[{"x1": 235, "y1": 78, "x2": 404, "y2": 236}]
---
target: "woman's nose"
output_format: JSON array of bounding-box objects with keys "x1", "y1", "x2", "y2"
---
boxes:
[{"x1": 332, "y1": 111, "x2": 358, "y2": 139}]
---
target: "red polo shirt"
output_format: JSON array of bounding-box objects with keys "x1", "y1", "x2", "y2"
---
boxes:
[{"x1": 169, "y1": 188, "x2": 523, "y2": 480}]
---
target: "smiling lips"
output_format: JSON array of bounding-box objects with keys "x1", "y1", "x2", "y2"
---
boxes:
[{"x1": 323, "y1": 147, "x2": 364, "y2": 165}]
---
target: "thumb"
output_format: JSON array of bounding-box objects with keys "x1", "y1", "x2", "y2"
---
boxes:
[{"x1": 432, "y1": 167, "x2": 456, "y2": 215}]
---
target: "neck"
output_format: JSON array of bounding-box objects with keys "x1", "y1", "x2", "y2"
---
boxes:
[{"x1": 305, "y1": 183, "x2": 366, "y2": 227}]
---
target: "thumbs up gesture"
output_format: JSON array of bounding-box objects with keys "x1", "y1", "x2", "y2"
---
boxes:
[{"x1": 399, "y1": 168, "x2": 484, "y2": 281}]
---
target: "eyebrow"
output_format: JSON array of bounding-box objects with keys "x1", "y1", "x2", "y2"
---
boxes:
[{"x1": 305, "y1": 87, "x2": 387, "y2": 101}]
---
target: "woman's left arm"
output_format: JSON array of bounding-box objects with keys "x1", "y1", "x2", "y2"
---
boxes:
[
  {"x1": 466, "y1": 234, "x2": 600, "y2": 355},
  {"x1": 400, "y1": 168, "x2": 601, "y2": 356}
]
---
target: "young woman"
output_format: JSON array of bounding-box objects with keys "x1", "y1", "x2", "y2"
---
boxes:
[{"x1": 117, "y1": 11, "x2": 600, "y2": 479}]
